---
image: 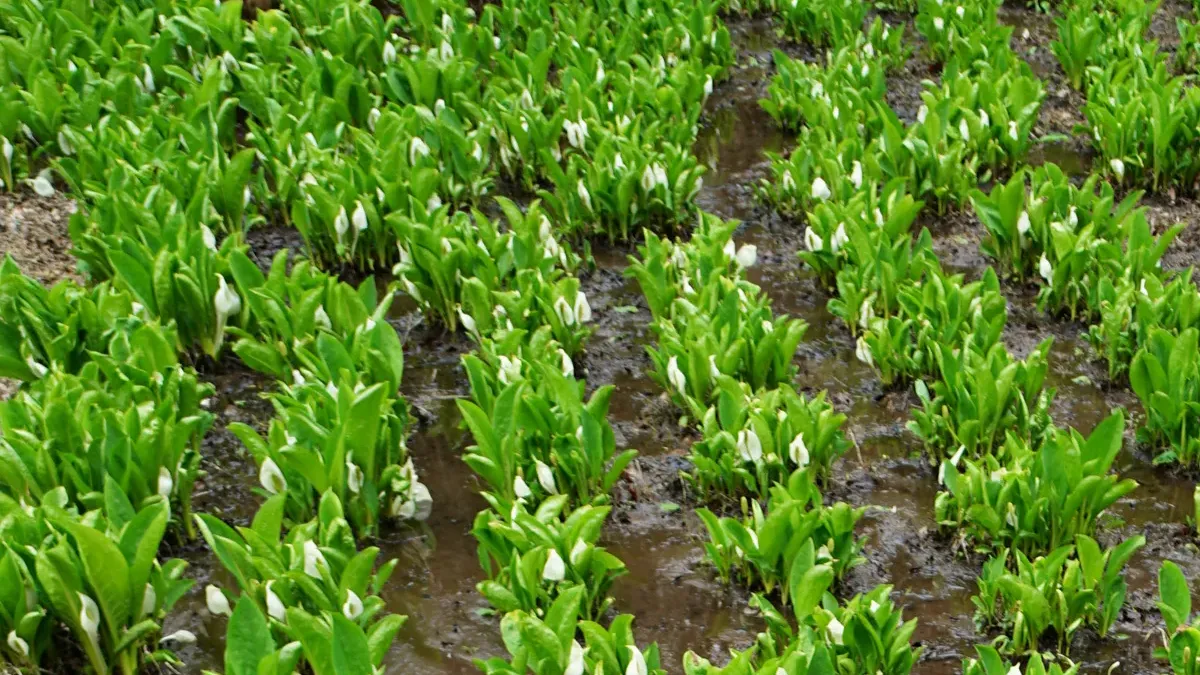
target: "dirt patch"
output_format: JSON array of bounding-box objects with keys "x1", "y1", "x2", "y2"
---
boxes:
[
  {"x1": 243, "y1": 224, "x2": 306, "y2": 272},
  {"x1": 0, "y1": 189, "x2": 78, "y2": 286}
]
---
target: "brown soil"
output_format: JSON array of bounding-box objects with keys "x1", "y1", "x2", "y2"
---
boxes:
[{"x1": 0, "y1": 189, "x2": 79, "y2": 286}]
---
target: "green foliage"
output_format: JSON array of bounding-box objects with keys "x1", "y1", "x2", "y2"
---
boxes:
[
  {"x1": 473, "y1": 495, "x2": 625, "y2": 620},
  {"x1": 0, "y1": 497, "x2": 192, "y2": 675},
  {"x1": 962, "y1": 646, "x2": 1079, "y2": 675},
  {"x1": 196, "y1": 492, "x2": 405, "y2": 675},
  {"x1": 935, "y1": 411, "x2": 1138, "y2": 557},
  {"x1": 908, "y1": 338, "x2": 1055, "y2": 462},
  {"x1": 972, "y1": 535, "x2": 1144, "y2": 655},
  {"x1": 228, "y1": 365, "x2": 417, "y2": 538},
  {"x1": 685, "y1": 379, "x2": 850, "y2": 500},
  {"x1": 1129, "y1": 327, "x2": 1200, "y2": 467},
  {"x1": 475, "y1": 586, "x2": 665, "y2": 675},
  {"x1": 1157, "y1": 561, "x2": 1200, "y2": 675},
  {"x1": 697, "y1": 470, "x2": 866, "y2": 599}
]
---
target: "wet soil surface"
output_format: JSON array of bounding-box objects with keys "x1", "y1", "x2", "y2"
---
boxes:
[
  {"x1": 121, "y1": 8, "x2": 1200, "y2": 675},
  {"x1": 0, "y1": 189, "x2": 79, "y2": 286}
]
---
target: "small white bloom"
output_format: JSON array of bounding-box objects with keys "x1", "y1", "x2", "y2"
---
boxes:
[
  {"x1": 933, "y1": 16, "x2": 945, "y2": 31},
  {"x1": 959, "y1": 118, "x2": 970, "y2": 142},
  {"x1": 566, "y1": 640, "x2": 586, "y2": 675},
  {"x1": 1017, "y1": 211, "x2": 1031, "y2": 236},
  {"x1": 782, "y1": 170, "x2": 796, "y2": 191},
  {"x1": 667, "y1": 356, "x2": 687, "y2": 395},
  {"x1": 314, "y1": 305, "x2": 332, "y2": 330},
  {"x1": 855, "y1": 337, "x2": 874, "y2": 367},
  {"x1": 7, "y1": 631, "x2": 28, "y2": 659},
  {"x1": 955, "y1": 5, "x2": 964, "y2": 17},
  {"x1": 259, "y1": 457, "x2": 287, "y2": 495},
  {"x1": 827, "y1": 616, "x2": 845, "y2": 645},
  {"x1": 1039, "y1": 254, "x2": 1053, "y2": 282},
  {"x1": 703, "y1": 75, "x2": 714, "y2": 98},
  {"x1": 917, "y1": 105, "x2": 928, "y2": 123},
  {"x1": 342, "y1": 590, "x2": 363, "y2": 620},
  {"x1": 1008, "y1": 120, "x2": 1019, "y2": 141},
  {"x1": 811, "y1": 177, "x2": 831, "y2": 201},
  {"x1": 849, "y1": 161, "x2": 863, "y2": 189},
  {"x1": 265, "y1": 581, "x2": 286, "y2": 621},
  {"x1": 352, "y1": 201, "x2": 368, "y2": 232},
  {"x1": 626, "y1": 646, "x2": 649, "y2": 675},
  {"x1": 409, "y1": 137, "x2": 430, "y2": 164},
  {"x1": 32, "y1": 169, "x2": 55, "y2": 197},
  {"x1": 303, "y1": 540, "x2": 326, "y2": 579},
  {"x1": 457, "y1": 306, "x2": 477, "y2": 335},
  {"x1": 979, "y1": 109, "x2": 990, "y2": 128},
  {"x1": 439, "y1": 40, "x2": 453, "y2": 60},
  {"x1": 570, "y1": 539, "x2": 588, "y2": 566},
  {"x1": 830, "y1": 223, "x2": 848, "y2": 252},
  {"x1": 1068, "y1": 206, "x2": 1078, "y2": 228},
  {"x1": 559, "y1": 349, "x2": 574, "y2": 377},
  {"x1": 735, "y1": 244, "x2": 757, "y2": 268},
  {"x1": 1, "y1": 137, "x2": 11, "y2": 165},
  {"x1": 206, "y1": 585, "x2": 231, "y2": 616},
  {"x1": 554, "y1": 296, "x2": 576, "y2": 326},
  {"x1": 514, "y1": 475, "x2": 532, "y2": 499},
  {"x1": 57, "y1": 129, "x2": 74, "y2": 155},
  {"x1": 1110, "y1": 158, "x2": 1125, "y2": 179},
  {"x1": 334, "y1": 206, "x2": 350, "y2": 240},
  {"x1": 383, "y1": 41, "x2": 397, "y2": 64},
  {"x1": 577, "y1": 180, "x2": 592, "y2": 211},
  {"x1": 789, "y1": 433, "x2": 809, "y2": 466},
  {"x1": 157, "y1": 467, "x2": 173, "y2": 499},
  {"x1": 614, "y1": 152, "x2": 626, "y2": 172},
  {"x1": 709, "y1": 354, "x2": 720, "y2": 379},
  {"x1": 574, "y1": 292, "x2": 592, "y2": 323},
  {"x1": 641, "y1": 164, "x2": 657, "y2": 192},
  {"x1": 857, "y1": 297, "x2": 876, "y2": 330},
  {"x1": 737, "y1": 429, "x2": 763, "y2": 463},
  {"x1": 543, "y1": 549, "x2": 566, "y2": 582},
  {"x1": 804, "y1": 227, "x2": 823, "y2": 252},
  {"x1": 160, "y1": 630, "x2": 196, "y2": 645},
  {"x1": 1006, "y1": 666, "x2": 1021, "y2": 675},
  {"x1": 346, "y1": 461, "x2": 364, "y2": 494},
  {"x1": 498, "y1": 355, "x2": 522, "y2": 384},
  {"x1": 535, "y1": 460, "x2": 558, "y2": 494},
  {"x1": 78, "y1": 594, "x2": 101, "y2": 650}
]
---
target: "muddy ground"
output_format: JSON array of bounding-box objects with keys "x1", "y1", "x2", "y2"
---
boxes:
[{"x1": 4, "y1": 5, "x2": 1200, "y2": 675}]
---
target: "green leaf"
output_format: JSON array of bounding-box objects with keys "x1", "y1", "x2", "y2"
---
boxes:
[
  {"x1": 60, "y1": 518, "x2": 132, "y2": 637},
  {"x1": 1159, "y1": 560, "x2": 1191, "y2": 634},
  {"x1": 226, "y1": 596, "x2": 274, "y2": 675},
  {"x1": 332, "y1": 615, "x2": 373, "y2": 675}
]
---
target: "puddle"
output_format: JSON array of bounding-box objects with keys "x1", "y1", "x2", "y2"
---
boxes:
[{"x1": 1028, "y1": 141, "x2": 1095, "y2": 177}]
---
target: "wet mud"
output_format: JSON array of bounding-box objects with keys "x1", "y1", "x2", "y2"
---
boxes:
[{"x1": 19, "y1": 8, "x2": 1200, "y2": 675}]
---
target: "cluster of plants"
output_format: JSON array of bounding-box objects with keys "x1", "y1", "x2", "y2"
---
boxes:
[
  {"x1": 971, "y1": 535, "x2": 1145, "y2": 655},
  {"x1": 1050, "y1": 0, "x2": 1200, "y2": 192},
  {"x1": 935, "y1": 411, "x2": 1137, "y2": 557},
  {"x1": 681, "y1": 585, "x2": 922, "y2": 675}
]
